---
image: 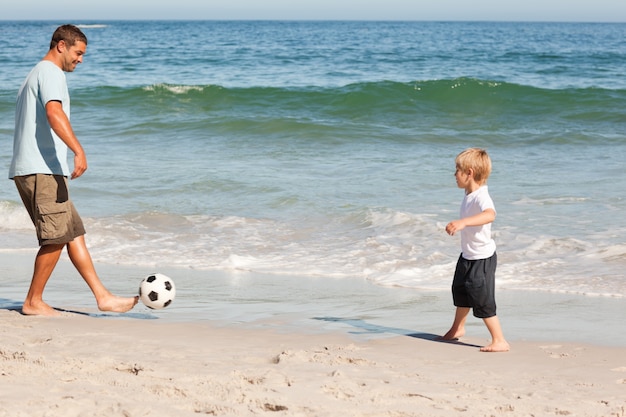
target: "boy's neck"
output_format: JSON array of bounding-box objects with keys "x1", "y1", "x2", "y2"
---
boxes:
[{"x1": 465, "y1": 181, "x2": 484, "y2": 195}]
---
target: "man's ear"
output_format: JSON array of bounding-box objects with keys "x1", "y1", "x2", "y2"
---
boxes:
[{"x1": 56, "y1": 40, "x2": 67, "y2": 53}]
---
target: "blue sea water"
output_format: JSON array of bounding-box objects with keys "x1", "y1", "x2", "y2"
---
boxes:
[{"x1": 0, "y1": 20, "x2": 625, "y2": 305}]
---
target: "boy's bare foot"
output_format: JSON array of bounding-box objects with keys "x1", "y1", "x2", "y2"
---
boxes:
[
  {"x1": 437, "y1": 328, "x2": 465, "y2": 341},
  {"x1": 480, "y1": 340, "x2": 510, "y2": 352},
  {"x1": 21, "y1": 300, "x2": 62, "y2": 317},
  {"x1": 98, "y1": 295, "x2": 139, "y2": 313}
]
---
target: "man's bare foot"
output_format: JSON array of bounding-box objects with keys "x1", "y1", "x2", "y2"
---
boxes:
[
  {"x1": 480, "y1": 340, "x2": 510, "y2": 352},
  {"x1": 98, "y1": 295, "x2": 139, "y2": 313},
  {"x1": 21, "y1": 300, "x2": 62, "y2": 317}
]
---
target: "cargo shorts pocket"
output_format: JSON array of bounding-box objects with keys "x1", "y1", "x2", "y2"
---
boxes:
[{"x1": 36, "y1": 201, "x2": 71, "y2": 240}]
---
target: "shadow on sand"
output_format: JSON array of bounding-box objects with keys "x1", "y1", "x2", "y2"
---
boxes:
[
  {"x1": 313, "y1": 316, "x2": 482, "y2": 349},
  {"x1": 0, "y1": 297, "x2": 156, "y2": 320}
]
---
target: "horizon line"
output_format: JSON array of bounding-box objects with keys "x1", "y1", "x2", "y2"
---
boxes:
[{"x1": 1, "y1": 18, "x2": 625, "y2": 24}]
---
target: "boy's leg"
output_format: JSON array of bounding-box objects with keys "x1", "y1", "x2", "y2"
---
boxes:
[
  {"x1": 22, "y1": 243, "x2": 65, "y2": 316},
  {"x1": 440, "y1": 255, "x2": 471, "y2": 340},
  {"x1": 66, "y1": 235, "x2": 138, "y2": 313},
  {"x1": 470, "y1": 253, "x2": 509, "y2": 352},
  {"x1": 439, "y1": 306, "x2": 471, "y2": 340},
  {"x1": 481, "y1": 315, "x2": 510, "y2": 352}
]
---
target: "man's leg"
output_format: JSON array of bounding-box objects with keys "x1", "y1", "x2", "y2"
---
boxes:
[
  {"x1": 66, "y1": 235, "x2": 138, "y2": 312},
  {"x1": 22, "y1": 243, "x2": 65, "y2": 316}
]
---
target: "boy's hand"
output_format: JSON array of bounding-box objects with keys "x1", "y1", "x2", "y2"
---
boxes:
[
  {"x1": 446, "y1": 220, "x2": 465, "y2": 236},
  {"x1": 446, "y1": 209, "x2": 496, "y2": 236}
]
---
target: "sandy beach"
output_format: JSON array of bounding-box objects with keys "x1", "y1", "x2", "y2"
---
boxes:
[
  {"x1": 1, "y1": 305, "x2": 625, "y2": 417},
  {"x1": 1, "y1": 254, "x2": 625, "y2": 416}
]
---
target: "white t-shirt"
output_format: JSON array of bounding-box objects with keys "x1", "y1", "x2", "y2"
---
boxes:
[
  {"x1": 460, "y1": 185, "x2": 496, "y2": 260},
  {"x1": 9, "y1": 60, "x2": 71, "y2": 179}
]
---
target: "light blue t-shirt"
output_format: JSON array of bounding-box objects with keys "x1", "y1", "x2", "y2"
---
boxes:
[{"x1": 9, "y1": 60, "x2": 71, "y2": 179}]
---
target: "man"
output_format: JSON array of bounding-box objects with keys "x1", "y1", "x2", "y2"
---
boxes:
[{"x1": 9, "y1": 24, "x2": 138, "y2": 316}]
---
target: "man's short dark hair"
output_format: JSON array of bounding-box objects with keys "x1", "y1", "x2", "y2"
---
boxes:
[{"x1": 50, "y1": 24, "x2": 88, "y2": 50}]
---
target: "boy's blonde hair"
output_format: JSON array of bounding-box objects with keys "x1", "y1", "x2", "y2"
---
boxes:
[{"x1": 455, "y1": 148, "x2": 492, "y2": 185}]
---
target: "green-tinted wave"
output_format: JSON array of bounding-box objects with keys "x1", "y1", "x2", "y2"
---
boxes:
[
  {"x1": 40, "y1": 78, "x2": 626, "y2": 145},
  {"x1": 74, "y1": 78, "x2": 626, "y2": 120}
]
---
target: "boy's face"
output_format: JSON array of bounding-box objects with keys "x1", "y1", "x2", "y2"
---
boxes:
[{"x1": 454, "y1": 165, "x2": 471, "y2": 190}]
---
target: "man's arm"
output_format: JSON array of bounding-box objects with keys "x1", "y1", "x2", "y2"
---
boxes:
[{"x1": 45, "y1": 100, "x2": 87, "y2": 179}]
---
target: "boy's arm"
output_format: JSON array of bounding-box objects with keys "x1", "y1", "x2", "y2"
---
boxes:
[{"x1": 445, "y1": 208, "x2": 496, "y2": 236}]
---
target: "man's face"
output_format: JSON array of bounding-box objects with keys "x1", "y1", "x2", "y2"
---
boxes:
[{"x1": 60, "y1": 40, "x2": 86, "y2": 72}]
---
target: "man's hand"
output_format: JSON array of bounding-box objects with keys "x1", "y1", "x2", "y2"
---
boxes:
[{"x1": 71, "y1": 152, "x2": 87, "y2": 179}]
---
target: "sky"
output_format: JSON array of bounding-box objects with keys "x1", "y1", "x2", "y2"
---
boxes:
[{"x1": 2, "y1": 0, "x2": 625, "y2": 22}]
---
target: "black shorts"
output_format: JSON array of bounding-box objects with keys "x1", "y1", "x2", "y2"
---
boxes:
[{"x1": 451, "y1": 252, "x2": 497, "y2": 319}]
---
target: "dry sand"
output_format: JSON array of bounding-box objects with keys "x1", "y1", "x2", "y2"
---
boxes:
[{"x1": 1, "y1": 308, "x2": 625, "y2": 417}]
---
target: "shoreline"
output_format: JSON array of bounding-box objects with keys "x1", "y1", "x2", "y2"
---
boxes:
[
  {"x1": 2, "y1": 251, "x2": 626, "y2": 348},
  {"x1": 2, "y1": 253, "x2": 626, "y2": 347}
]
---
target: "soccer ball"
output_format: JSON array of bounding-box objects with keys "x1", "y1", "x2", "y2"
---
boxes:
[{"x1": 139, "y1": 273, "x2": 176, "y2": 309}]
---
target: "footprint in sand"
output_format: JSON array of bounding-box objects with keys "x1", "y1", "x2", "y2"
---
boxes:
[
  {"x1": 610, "y1": 366, "x2": 626, "y2": 384},
  {"x1": 539, "y1": 345, "x2": 584, "y2": 359}
]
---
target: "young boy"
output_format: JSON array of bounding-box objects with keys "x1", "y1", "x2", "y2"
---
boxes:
[{"x1": 441, "y1": 148, "x2": 510, "y2": 352}]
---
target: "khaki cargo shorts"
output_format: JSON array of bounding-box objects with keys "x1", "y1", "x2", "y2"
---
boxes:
[{"x1": 14, "y1": 174, "x2": 86, "y2": 246}]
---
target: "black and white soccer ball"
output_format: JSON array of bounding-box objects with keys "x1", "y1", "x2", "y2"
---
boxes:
[{"x1": 139, "y1": 273, "x2": 176, "y2": 309}]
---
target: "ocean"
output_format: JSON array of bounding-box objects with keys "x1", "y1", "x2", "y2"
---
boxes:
[{"x1": 0, "y1": 21, "x2": 625, "y2": 327}]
